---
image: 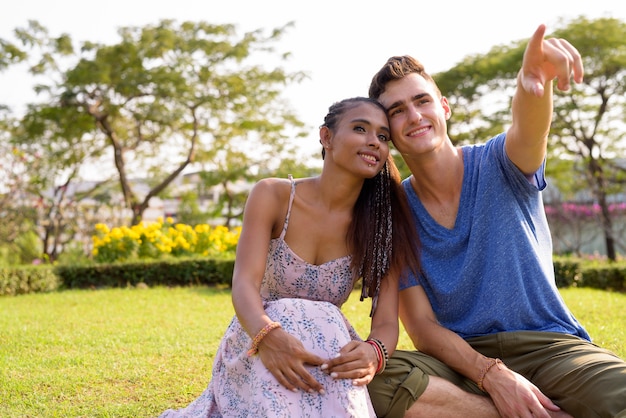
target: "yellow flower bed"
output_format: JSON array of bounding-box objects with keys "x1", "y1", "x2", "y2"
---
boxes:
[{"x1": 92, "y1": 217, "x2": 241, "y2": 263}]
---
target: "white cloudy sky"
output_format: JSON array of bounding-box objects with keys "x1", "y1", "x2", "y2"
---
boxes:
[{"x1": 1, "y1": 0, "x2": 625, "y2": 163}]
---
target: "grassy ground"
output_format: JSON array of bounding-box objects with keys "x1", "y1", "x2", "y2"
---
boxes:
[{"x1": 1, "y1": 286, "x2": 624, "y2": 417}]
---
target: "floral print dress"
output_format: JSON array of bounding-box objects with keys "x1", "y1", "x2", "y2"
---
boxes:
[{"x1": 159, "y1": 177, "x2": 375, "y2": 418}]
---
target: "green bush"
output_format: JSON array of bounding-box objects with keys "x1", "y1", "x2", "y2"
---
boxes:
[
  {"x1": 553, "y1": 257, "x2": 581, "y2": 288},
  {"x1": 0, "y1": 245, "x2": 21, "y2": 266},
  {"x1": 54, "y1": 257, "x2": 235, "y2": 289},
  {"x1": 554, "y1": 256, "x2": 626, "y2": 292},
  {"x1": 0, "y1": 265, "x2": 60, "y2": 295},
  {"x1": 579, "y1": 263, "x2": 626, "y2": 291},
  {"x1": 13, "y1": 230, "x2": 42, "y2": 264},
  {"x1": 1, "y1": 255, "x2": 623, "y2": 297}
]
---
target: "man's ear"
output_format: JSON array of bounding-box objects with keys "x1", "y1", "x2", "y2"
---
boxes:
[{"x1": 441, "y1": 96, "x2": 452, "y2": 120}]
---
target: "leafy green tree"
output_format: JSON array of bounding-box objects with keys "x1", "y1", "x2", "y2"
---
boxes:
[
  {"x1": 175, "y1": 190, "x2": 210, "y2": 226},
  {"x1": 434, "y1": 17, "x2": 626, "y2": 260},
  {"x1": 0, "y1": 118, "x2": 40, "y2": 264},
  {"x1": 1, "y1": 19, "x2": 308, "y2": 226},
  {"x1": 6, "y1": 111, "x2": 105, "y2": 262},
  {"x1": 549, "y1": 17, "x2": 626, "y2": 261}
]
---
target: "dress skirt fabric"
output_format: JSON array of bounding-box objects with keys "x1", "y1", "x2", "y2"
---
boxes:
[{"x1": 159, "y1": 298, "x2": 375, "y2": 417}]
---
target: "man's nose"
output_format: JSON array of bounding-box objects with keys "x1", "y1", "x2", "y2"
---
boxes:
[{"x1": 407, "y1": 105, "x2": 423, "y2": 122}]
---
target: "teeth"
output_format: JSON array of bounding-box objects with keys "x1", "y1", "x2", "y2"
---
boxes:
[
  {"x1": 409, "y1": 127, "x2": 429, "y2": 136},
  {"x1": 360, "y1": 154, "x2": 377, "y2": 162}
]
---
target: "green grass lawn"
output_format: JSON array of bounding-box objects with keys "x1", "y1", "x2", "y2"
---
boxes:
[{"x1": 1, "y1": 286, "x2": 624, "y2": 417}]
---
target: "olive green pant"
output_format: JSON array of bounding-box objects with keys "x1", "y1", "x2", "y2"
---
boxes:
[{"x1": 368, "y1": 331, "x2": 626, "y2": 418}]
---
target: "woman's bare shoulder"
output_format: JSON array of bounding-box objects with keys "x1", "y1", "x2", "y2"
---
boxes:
[
  {"x1": 252, "y1": 176, "x2": 315, "y2": 193},
  {"x1": 251, "y1": 177, "x2": 293, "y2": 196}
]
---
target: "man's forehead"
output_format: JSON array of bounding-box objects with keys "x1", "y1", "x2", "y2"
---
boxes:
[{"x1": 380, "y1": 75, "x2": 431, "y2": 107}]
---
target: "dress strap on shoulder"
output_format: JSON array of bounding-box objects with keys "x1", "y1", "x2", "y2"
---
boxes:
[{"x1": 280, "y1": 174, "x2": 297, "y2": 239}]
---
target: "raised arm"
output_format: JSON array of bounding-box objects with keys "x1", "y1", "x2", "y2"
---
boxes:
[{"x1": 506, "y1": 24, "x2": 584, "y2": 175}]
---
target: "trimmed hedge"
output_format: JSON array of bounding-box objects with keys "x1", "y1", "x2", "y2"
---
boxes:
[
  {"x1": 0, "y1": 257, "x2": 624, "y2": 296},
  {"x1": 553, "y1": 258, "x2": 582, "y2": 288},
  {"x1": 0, "y1": 257, "x2": 235, "y2": 296},
  {"x1": 55, "y1": 257, "x2": 235, "y2": 289},
  {"x1": 0, "y1": 265, "x2": 61, "y2": 296},
  {"x1": 579, "y1": 263, "x2": 626, "y2": 291},
  {"x1": 553, "y1": 257, "x2": 626, "y2": 291}
]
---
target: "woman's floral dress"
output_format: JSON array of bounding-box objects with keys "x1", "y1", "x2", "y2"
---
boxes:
[{"x1": 159, "y1": 177, "x2": 375, "y2": 418}]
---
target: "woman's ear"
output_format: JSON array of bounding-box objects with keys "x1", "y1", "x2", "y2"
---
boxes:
[{"x1": 319, "y1": 126, "x2": 332, "y2": 149}]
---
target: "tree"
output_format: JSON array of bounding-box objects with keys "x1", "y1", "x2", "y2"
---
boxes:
[
  {"x1": 175, "y1": 190, "x2": 210, "y2": 226},
  {"x1": 434, "y1": 17, "x2": 626, "y2": 260},
  {"x1": 0, "y1": 19, "x2": 308, "y2": 226},
  {"x1": 2, "y1": 95, "x2": 110, "y2": 262},
  {"x1": 194, "y1": 148, "x2": 316, "y2": 228},
  {"x1": 0, "y1": 120, "x2": 39, "y2": 264},
  {"x1": 549, "y1": 17, "x2": 626, "y2": 261}
]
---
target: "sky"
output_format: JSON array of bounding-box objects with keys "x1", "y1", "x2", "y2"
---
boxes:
[{"x1": 1, "y1": 0, "x2": 625, "y2": 164}]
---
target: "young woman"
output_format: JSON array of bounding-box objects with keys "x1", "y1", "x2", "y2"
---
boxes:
[{"x1": 159, "y1": 97, "x2": 421, "y2": 417}]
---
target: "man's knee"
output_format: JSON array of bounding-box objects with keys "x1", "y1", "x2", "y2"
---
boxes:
[{"x1": 368, "y1": 351, "x2": 432, "y2": 417}]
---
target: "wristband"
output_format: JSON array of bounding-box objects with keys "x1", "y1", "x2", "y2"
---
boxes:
[
  {"x1": 247, "y1": 321, "x2": 281, "y2": 357},
  {"x1": 366, "y1": 338, "x2": 389, "y2": 374},
  {"x1": 477, "y1": 358, "x2": 502, "y2": 392}
]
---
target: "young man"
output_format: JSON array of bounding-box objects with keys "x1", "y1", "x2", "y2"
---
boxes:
[{"x1": 367, "y1": 24, "x2": 626, "y2": 418}]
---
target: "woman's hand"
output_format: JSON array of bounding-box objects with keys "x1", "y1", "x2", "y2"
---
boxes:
[
  {"x1": 321, "y1": 340, "x2": 378, "y2": 386},
  {"x1": 257, "y1": 328, "x2": 327, "y2": 394}
]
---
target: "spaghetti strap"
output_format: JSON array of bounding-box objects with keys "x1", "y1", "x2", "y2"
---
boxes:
[{"x1": 279, "y1": 174, "x2": 297, "y2": 240}]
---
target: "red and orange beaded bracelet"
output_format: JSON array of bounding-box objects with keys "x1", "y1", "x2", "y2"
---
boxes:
[{"x1": 247, "y1": 321, "x2": 282, "y2": 357}]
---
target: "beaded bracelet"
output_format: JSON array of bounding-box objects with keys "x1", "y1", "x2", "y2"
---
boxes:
[
  {"x1": 247, "y1": 321, "x2": 281, "y2": 357},
  {"x1": 477, "y1": 358, "x2": 502, "y2": 392},
  {"x1": 366, "y1": 338, "x2": 389, "y2": 374},
  {"x1": 366, "y1": 340, "x2": 383, "y2": 373}
]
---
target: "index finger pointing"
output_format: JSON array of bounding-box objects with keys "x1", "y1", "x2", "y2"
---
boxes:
[{"x1": 526, "y1": 24, "x2": 547, "y2": 57}]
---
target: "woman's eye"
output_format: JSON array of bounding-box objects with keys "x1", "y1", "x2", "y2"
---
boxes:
[
  {"x1": 354, "y1": 126, "x2": 366, "y2": 132},
  {"x1": 378, "y1": 134, "x2": 390, "y2": 142}
]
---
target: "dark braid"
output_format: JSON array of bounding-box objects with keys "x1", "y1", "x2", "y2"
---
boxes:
[
  {"x1": 358, "y1": 161, "x2": 393, "y2": 316},
  {"x1": 351, "y1": 152, "x2": 420, "y2": 317}
]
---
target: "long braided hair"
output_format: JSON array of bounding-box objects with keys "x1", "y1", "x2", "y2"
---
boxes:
[{"x1": 352, "y1": 159, "x2": 393, "y2": 316}]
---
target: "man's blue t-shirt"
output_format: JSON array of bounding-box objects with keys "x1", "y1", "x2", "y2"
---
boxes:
[{"x1": 402, "y1": 133, "x2": 590, "y2": 341}]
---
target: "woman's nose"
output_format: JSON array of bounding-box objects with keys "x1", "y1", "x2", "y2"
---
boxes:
[{"x1": 367, "y1": 133, "x2": 381, "y2": 147}]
